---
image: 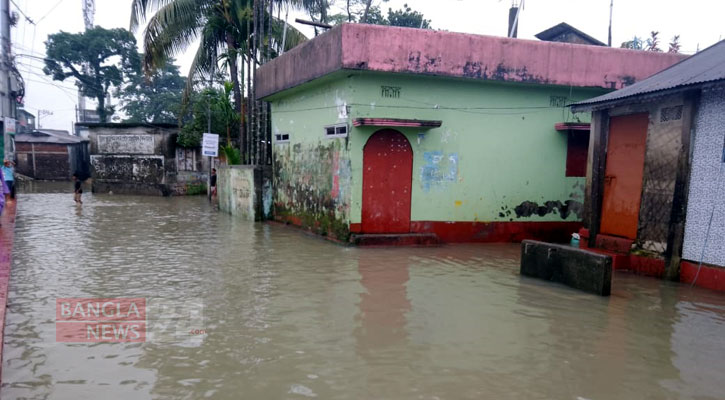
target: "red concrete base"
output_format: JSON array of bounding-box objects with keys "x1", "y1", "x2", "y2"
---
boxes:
[
  {"x1": 628, "y1": 254, "x2": 665, "y2": 278},
  {"x1": 681, "y1": 261, "x2": 725, "y2": 292},
  {"x1": 594, "y1": 234, "x2": 635, "y2": 254},
  {"x1": 0, "y1": 200, "x2": 17, "y2": 384},
  {"x1": 582, "y1": 246, "x2": 665, "y2": 278},
  {"x1": 350, "y1": 233, "x2": 441, "y2": 247},
  {"x1": 406, "y1": 221, "x2": 581, "y2": 243}
]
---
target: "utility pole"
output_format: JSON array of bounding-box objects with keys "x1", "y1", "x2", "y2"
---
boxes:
[
  {"x1": 1, "y1": 0, "x2": 13, "y2": 159},
  {"x1": 38, "y1": 109, "x2": 53, "y2": 128},
  {"x1": 78, "y1": 0, "x2": 95, "y2": 122},
  {"x1": 608, "y1": 0, "x2": 613, "y2": 47}
]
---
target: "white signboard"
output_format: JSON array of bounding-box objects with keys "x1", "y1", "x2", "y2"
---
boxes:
[
  {"x1": 4, "y1": 117, "x2": 17, "y2": 135},
  {"x1": 202, "y1": 133, "x2": 219, "y2": 157}
]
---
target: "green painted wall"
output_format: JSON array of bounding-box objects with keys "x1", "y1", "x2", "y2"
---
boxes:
[
  {"x1": 269, "y1": 71, "x2": 607, "y2": 235},
  {"x1": 270, "y1": 74, "x2": 354, "y2": 239},
  {"x1": 346, "y1": 72, "x2": 605, "y2": 224}
]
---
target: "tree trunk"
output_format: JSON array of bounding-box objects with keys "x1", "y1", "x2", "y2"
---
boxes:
[
  {"x1": 362, "y1": 0, "x2": 373, "y2": 23},
  {"x1": 320, "y1": 0, "x2": 329, "y2": 23},
  {"x1": 97, "y1": 94, "x2": 106, "y2": 123},
  {"x1": 225, "y1": 33, "x2": 245, "y2": 157}
]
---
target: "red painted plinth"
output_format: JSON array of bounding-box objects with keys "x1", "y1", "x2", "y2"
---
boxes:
[
  {"x1": 681, "y1": 261, "x2": 725, "y2": 292},
  {"x1": 0, "y1": 200, "x2": 17, "y2": 384},
  {"x1": 410, "y1": 221, "x2": 581, "y2": 243}
]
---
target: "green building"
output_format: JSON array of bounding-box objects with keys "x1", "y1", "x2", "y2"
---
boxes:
[{"x1": 256, "y1": 24, "x2": 684, "y2": 244}]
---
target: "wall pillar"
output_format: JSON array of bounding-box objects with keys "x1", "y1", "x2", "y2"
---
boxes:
[
  {"x1": 586, "y1": 110, "x2": 609, "y2": 248},
  {"x1": 664, "y1": 91, "x2": 699, "y2": 281}
]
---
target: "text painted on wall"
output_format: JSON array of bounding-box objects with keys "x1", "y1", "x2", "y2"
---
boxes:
[{"x1": 381, "y1": 86, "x2": 402, "y2": 99}]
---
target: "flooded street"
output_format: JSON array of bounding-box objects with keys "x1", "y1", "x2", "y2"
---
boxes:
[{"x1": 2, "y1": 186, "x2": 725, "y2": 400}]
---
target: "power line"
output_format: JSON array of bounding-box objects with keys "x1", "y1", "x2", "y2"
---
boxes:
[
  {"x1": 16, "y1": 65, "x2": 79, "y2": 91},
  {"x1": 8, "y1": 0, "x2": 34, "y2": 24},
  {"x1": 24, "y1": 77, "x2": 77, "y2": 95},
  {"x1": 36, "y1": 0, "x2": 67, "y2": 25},
  {"x1": 271, "y1": 103, "x2": 565, "y2": 115}
]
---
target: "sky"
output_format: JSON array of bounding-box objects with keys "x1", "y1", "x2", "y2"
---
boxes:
[{"x1": 10, "y1": 0, "x2": 725, "y2": 133}]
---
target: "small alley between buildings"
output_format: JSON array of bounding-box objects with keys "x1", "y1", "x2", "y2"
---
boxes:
[{"x1": 1, "y1": 184, "x2": 725, "y2": 399}]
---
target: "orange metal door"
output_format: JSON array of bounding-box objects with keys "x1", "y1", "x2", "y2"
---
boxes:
[{"x1": 600, "y1": 113, "x2": 649, "y2": 239}]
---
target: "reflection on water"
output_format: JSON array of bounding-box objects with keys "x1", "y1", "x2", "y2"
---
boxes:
[{"x1": 2, "y1": 185, "x2": 725, "y2": 399}]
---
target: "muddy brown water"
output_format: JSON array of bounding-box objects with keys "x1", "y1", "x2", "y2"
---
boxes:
[{"x1": 2, "y1": 185, "x2": 725, "y2": 399}]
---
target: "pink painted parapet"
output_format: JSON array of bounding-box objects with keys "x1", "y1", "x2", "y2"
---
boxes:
[{"x1": 256, "y1": 24, "x2": 687, "y2": 99}]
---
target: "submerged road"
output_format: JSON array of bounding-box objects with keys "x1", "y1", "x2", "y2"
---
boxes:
[{"x1": 2, "y1": 185, "x2": 725, "y2": 399}]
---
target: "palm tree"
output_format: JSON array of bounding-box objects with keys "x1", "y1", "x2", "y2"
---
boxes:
[{"x1": 130, "y1": 0, "x2": 308, "y2": 158}]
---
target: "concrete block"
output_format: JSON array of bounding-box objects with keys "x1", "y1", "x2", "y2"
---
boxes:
[{"x1": 520, "y1": 240, "x2": 612, "y2": 296}]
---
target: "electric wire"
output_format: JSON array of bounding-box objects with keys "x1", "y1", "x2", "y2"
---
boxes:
[
  {"x1": 8, "y1": 0, "x2": 33, "y2": 24},
  {"x1": 271, "y1": 102, "x2": 566, "y2": 115},
  {"x1": 36, "y1": 0, "x2": 67, "y2": 25}
]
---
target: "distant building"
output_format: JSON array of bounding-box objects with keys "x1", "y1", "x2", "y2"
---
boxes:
[
  {"x1": 255, "y1": 24, "x2": 685, "y2": 244},
  {"x1": 16, "y1": 109, "x2": 36, "y2": 134},
  {"x1": 15, "y1": 129, "x2": 89, "y2": 180},
  {"x1": 81, "y1": 123, "x2": 208, "y2": 196},
  {"x1": 572, "y1": 40, "x2": 725, "y2": 291},
  {"x1": 535, "y1": 22, "x2": 606, "y2": 46}
]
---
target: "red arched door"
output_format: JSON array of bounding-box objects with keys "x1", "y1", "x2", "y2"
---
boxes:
[{"x1": 362, "y1": 130, "x2": 413, "y2": 233}]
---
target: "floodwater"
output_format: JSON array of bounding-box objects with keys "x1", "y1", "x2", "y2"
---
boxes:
[{"x1": 2, "y1": 184, "x2": 725, "y2": 400}]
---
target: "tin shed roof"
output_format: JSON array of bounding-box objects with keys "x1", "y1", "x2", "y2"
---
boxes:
[
  {"x1": 572, "y1": 40, "x2": 725, "y2": 111},
  {"x1": 15, "y1": 129, "x2": 86, "y2": 144},
  {"x1": 535, "y1": 22, "x2": 606, "y2": 46}
]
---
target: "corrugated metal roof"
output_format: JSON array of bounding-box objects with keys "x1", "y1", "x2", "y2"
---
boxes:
[
  {"x1": 535, "y1": 22, "x2": 606, "y2": 46},
  {"x1": 573, "y1": 40, "x2": 725, "y2": 110},
  {"x1": 15, "y1": 130, "x2": 86, "y2": 144}
]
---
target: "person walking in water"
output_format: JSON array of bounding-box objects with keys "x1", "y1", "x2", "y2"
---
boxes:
[
  {"x1": 2, "y1": 160, "x2": 14, "y2": 199},
  {"x1": 72, "y1": 173, "x2": 83, "y2": 204},
  {"x1": 210, "y1": 168, "x2": 217, "y2": 199}
]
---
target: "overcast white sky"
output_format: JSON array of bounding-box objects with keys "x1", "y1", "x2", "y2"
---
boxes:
[{"x1": 10, "y1": 0, "x2": 725, "y2": 133}]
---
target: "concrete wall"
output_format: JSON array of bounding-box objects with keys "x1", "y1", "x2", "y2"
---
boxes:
[
  {"x1": 217, "y1": 166, "x2": 272, "y2": 221},
  {"x1": 270, "y1": 71, "x2": 606, "y2": 242},
  {"x1": 271, "y1": 77, "x2": 353, "y2": 239},
  {"x1": 683, "y1": 87, "x2": 725, "y2": 267},
  {"x1": 87, "y1": 125, "x2": 200, "y2": 196},
  {"x1": 348, "y1": 72, "x2": 601, "y2": 225}
]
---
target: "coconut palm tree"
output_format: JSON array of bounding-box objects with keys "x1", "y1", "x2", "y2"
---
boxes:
[{"x1": 130, "y1": 0, "x2": 308, "y2": 159}]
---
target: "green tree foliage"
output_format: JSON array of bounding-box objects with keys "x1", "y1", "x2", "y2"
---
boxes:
[
  {"x1": 131, "y1": 0, "x2": 309, "y2": 106},
  {"x1": 646, "y1": 31, "x2": 662, "y2": 52},
  {"x1": 621, "y1": 31, "x2": 678, "y2": 53},
  {"x1": 131, "y1": 0, "x2": 310, "y2": 160},
  {"x1": 43, "y1": 27, "x2": 140, "y2": 123},
  {"x1": 120, "y1": 58, "x2": 186, "y2": 124},
  {"x1": 178, "y1": 82, "x2": 240, "y2": 148},
  {"x1": 329, "y1": 1, "x2": 430, "y2": 28},
  {"x1": 621, "y1": 36, "x2": 644, "y2": 50},
  {"x1": 386, "y1": 3, "x2": 430, "y2": 28},
  {"x1": 222, "y1": 145, "x2": 242, "y2": 165},
  {"x1": 668, "y1": 35, "x2": 681, "y2": 54}
]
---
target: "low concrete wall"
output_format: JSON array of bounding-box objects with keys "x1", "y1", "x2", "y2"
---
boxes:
[
  {"x1": 520, "y1": 240, "x2": 612, "y2": 296},
  {"x1": 217, "y1": 165, "x2": 273, "y2": 221},
  {"x1": 218, "y1": 166, "x2": 256, "y2": 220}
]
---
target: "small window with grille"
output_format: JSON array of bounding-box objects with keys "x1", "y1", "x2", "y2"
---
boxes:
[
  {"x1": 325, "y1": 124, "x2": 348, "y2": 138},
  {"x1": 660, "y1": 106, "x2": 683, "y2": 122},
  {"x1": 275, "y1": 133, "x2": 290, "y2": 143}
]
